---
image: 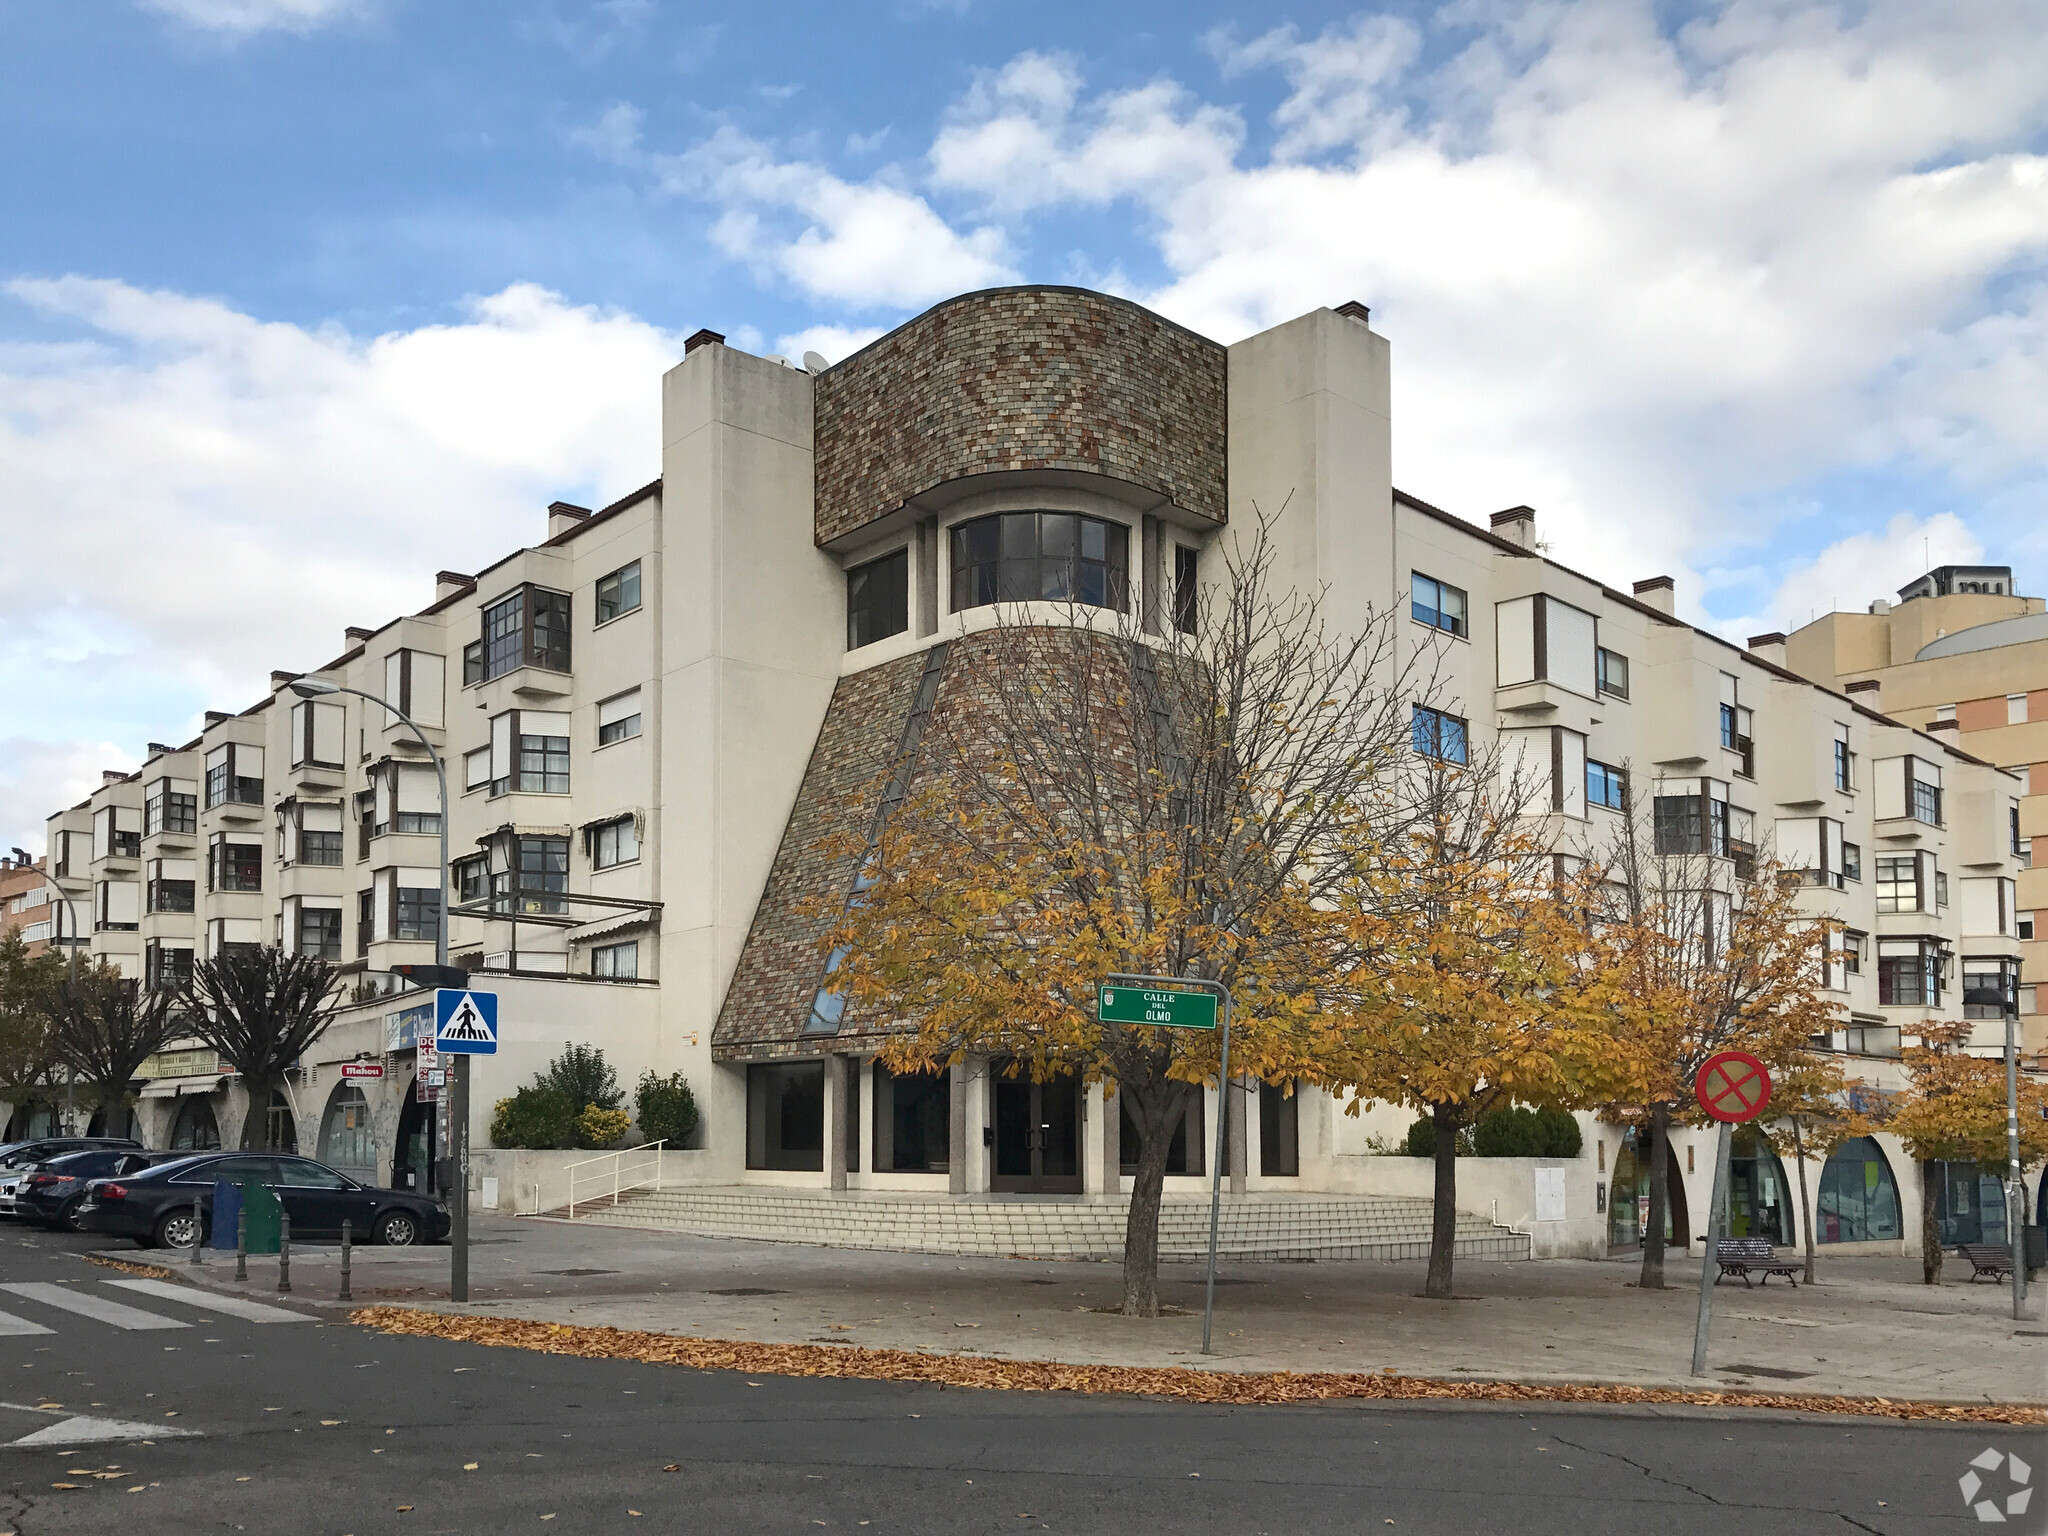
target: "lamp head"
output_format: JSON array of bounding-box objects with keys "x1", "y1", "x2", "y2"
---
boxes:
[{"x1": 289, "y1": 678, "x2": 341, "y2": 698}]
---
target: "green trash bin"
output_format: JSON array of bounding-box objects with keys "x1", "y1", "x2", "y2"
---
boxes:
[{"x1": 239, "y1": 1179, "x2": 282, "y2": 1254}]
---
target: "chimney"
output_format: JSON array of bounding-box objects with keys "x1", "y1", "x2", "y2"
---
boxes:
[
  {"x1": 101, "y1": 770, "x2": 126, "y2": 786},
  {"x1": 1489, "y1": 505, "x2": 1537, "y2": 552},
  {"x1": 1845, "y1": 678, "x2": 1880, "y2": 708},
  {"x1": 146, "y1": 742, "x2": 172, "y2": 758},
  {"x1": 1746, "y1": 632, "x2": 1787, "y2": 667},
  {"x1": 547, "y1": 501, "x2": 592, "y2": 541},
  {"x1": 345, "y1": 626, "x2": 374, "y2": 651},
  {"x1": 684, "y1": 328, "x2": 725, "y2": 355},
  {"x1": 435, "y1": 571, "x2": 475, "y2": 603},
  {"x1": 1868, "y1": 598, "x2": 1892, "y2": 616},
  {"x1": 1632, "y1": 575, "x2": 1675, "y2": 616},
  {"x1": 1334, "y1": 300, "x2": 1371, "y2": 325},
  {"x1": 270, "y1": 670, "x2": 299, "y2": 692},
  {"x1": 204, "y1": 710, "x2": 231, "y2": 725},
  {"x1": 1926, "y1": 717, "x2": 1958, "y2": 734}
]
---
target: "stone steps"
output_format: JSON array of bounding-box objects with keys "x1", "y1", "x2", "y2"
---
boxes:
[{"x1": 547, "y1": 1187, "x2": 1533, "y2": 1263}]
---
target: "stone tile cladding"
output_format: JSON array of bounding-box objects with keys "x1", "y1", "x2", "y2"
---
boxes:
[
  {"x1": 713, "y1": 651, "x2": 932, "y2": 1060},
  {"x1": 812, "y1": 286, "x2": 1228, "y2": 547}
]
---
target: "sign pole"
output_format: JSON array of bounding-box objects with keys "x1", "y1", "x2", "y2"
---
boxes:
[
  {"x1": 452, "y1": 1053, "x2": 470, "y2": 1304},
  {"x1": 2008, "y1": 1000, "x2": 2025, "y2": 1321},
  {"x1": 1691, "y1": 1118, "x2": 1733, "y2": 1376},
  {"x1": 1200, "y1": 985, "x2": 1233, "y2": 1357}
]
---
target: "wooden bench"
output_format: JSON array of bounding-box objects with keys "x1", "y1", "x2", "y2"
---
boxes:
[
  {"x1": 1957, "y1": 1243, "x2": 2014, "y2": 1283},
  {"x1": 1715, "y1": 1237, "x2": 1801, "y2": 1287}
]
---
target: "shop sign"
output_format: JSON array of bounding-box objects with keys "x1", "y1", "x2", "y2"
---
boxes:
[
  {"x1": 386, "y1": 1002, "x2": 434, "y2": 1053},
  {"x1": 340, "y1": 1062, "x2": 385, "y2": 1081}
]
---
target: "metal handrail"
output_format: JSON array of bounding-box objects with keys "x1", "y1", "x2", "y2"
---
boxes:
[{"x1": 564, "y1": 1140, "x2": 667, "y2": 1218}]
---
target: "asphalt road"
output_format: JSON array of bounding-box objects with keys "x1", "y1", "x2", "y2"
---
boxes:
[{"x1": 0, "y1": 1225, "x2": 2034, "y2": 1535}]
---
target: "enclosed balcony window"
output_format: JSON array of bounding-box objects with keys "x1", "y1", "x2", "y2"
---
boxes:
[
  {"x1": 846, "y1": 548, "x2": 909, "y2": 650},
  {"x1": 949, "y1": 512, "x2": 1128, "y2": 613},
  {"x1": 1874, "y1": 854, "x2": 1920, "y2": 913},
  {"x1": 479, "y1": 584, "x2": 571, "y2": 682}
]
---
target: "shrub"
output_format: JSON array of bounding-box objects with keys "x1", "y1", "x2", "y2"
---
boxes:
[
  {"x1": 1532, "y1": 1105, "x2": 1583, "y2": 1158},
  {"x1": 490, "y1": 1085, "x2": 578, "y2": 1149},
  {"x1": 575, "y1": 1104, "x2": 631, "y2": 1150},
  {"x1": 635, "y1": 1071, "x2": 700, "y2": 1148},
  {"x1": 1471, "y1": 1104, "x2": 1584, "y2": 1158},
  {"x1": 539, "y1": 1043, "x2": 623, "y2": 1113},
  {"x1": 1402, "y1": 1116, "x2": 1472, "y2": 1156}
]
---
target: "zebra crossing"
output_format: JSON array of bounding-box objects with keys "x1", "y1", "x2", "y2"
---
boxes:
[{"x1": 0, "y1": 1278, "x2": 312, "y2": 1335}]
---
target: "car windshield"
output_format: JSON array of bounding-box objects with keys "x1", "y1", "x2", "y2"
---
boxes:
[
  {"x1": 41, "y1": 1151, "x2": 116, "y2": 1174},
  {"x1": 0, "y1": 1146, "x2": 51, "y2": 1170}
]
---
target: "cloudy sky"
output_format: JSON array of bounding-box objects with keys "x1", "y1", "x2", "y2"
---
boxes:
[{"x1": 4, "y1": 0, "x2": 2047, "y2": 856}]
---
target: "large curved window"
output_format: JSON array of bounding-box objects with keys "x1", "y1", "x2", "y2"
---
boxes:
[
  {"x1": 1816, "y1": 1136, "x2": 1901, "y2": 1243},
  {"x1": 950, "y1": 512, "x2": 1129, "y2": 613}
]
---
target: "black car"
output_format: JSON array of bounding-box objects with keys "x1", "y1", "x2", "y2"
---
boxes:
[
  {"x1": 0, "y1": 1136, "x2": 143, "y2": 1216},
  {"x1": 16, "y1": 1148, "x2": 171, "y2": 1231},
  {"x1": 77, "y1": 1152, "x2": 450, "y2": 1249}
]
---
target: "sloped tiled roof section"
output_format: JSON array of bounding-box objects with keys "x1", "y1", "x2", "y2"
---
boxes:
[
  {"x1": 811, "y1": 286, "x2": 1228, "y2": 547},
  {"x1": 712, "y1": 650, "x2": 938, "y2": 1060}
]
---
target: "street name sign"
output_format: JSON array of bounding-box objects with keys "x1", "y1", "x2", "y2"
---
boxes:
[
  {"x1": 1098, "y1": 983, "x2": 1218, "y2": 1029},
  {"x1": 434, "y1": 988, "x2": 498, "y2": 1055}
]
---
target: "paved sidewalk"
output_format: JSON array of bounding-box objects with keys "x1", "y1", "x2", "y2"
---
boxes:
[{"x1": 113, "y1": 1214, "x2": 2048, "y2": 1406}]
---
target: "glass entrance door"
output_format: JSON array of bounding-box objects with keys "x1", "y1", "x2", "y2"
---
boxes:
[{"x1": 990, "y1": 1072, "x2": 1082, "y2": 1193}]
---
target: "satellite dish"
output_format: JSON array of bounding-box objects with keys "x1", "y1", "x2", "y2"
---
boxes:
[
  {"x1": 765, "y1": 354, "x2": 793, "y2": 368},
  {"x1": 802, "y1": 350, "x2": 829, "y2": 374}
]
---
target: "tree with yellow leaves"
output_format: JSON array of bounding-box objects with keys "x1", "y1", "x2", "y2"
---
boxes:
[
  {"x1": 1890, "y1": 1021, "x2": 2048, "y2": 1284},
  {"x1": 816, "y1": 513, "x2": 1427, "y2": 1317},
  {"x1": 1588, "y1": 810, "x2": 1843, "y2": 1292}
]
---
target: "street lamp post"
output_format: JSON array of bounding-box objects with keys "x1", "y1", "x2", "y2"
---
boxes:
[
  {"x1": 287, "y1": 679, "x2": 464, "y2": 1296},
  {"x1": 1967, "y1": 975, "x2": 2031, "y2": 1321}
]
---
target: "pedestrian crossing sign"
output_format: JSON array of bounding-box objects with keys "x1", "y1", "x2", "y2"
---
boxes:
[{"x1": 434, "y1": 988, "x2": 498, "y2": 1054}]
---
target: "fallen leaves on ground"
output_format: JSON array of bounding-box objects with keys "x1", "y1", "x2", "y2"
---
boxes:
[
  {"x1": 345, "y1": 1307, "x2": 2044, "y2": 1425},
  {"x1": 80, "y1": 1254, "x2": 175, "y2": 1280}
]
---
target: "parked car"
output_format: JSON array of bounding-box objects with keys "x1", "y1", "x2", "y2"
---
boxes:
[
  {"x1": 16, "y1": 1148, "x2": 174, "y2": 1231},
  {"x1": 0, "y1": 1137, "x2": 143, "y2": 1216},
  {"x1": 76, "y1": 1152, "x2": 450, "y2": 1249}
]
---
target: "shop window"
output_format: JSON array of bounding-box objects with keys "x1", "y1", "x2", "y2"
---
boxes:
[
  {"x1": 746, "y1": 1062, "x2": 824, "y2": 1172},
  {"x1": 318, "y1": 1086, "x2": 377, "y2": 1181},
  {"x1": 872, "y1": 1064, "x2": 950, "y2": 1173},
  {"x1": 169, "y1": 1097, "x2": 221, "y2": 1152},
  {"x1": 949, "y1": 512, "x2": 1128, "y2": 613},
  {"x1": 846, "y1": 548, "x2": 909, "y2": 650},
  {"x1": 1120, "y1": 1091, "x2": 1205, "y2": 1177},
  {"x1": 1728, "y1": 1125, "x2": 1793, "y2": 1245},
  {"x1": 1815, "y1": 1137, "x2": 1901, "y2": 1243}
]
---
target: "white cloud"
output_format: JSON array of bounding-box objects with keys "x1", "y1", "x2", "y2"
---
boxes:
[
  {"x1": 774, "y1": 324, "x2": 885, "y2": 368},
  {"x1": 0, "y1": 278, "x2": 681, "y2": 856},
  {"x1": 658, "y1": 126, "x2": 1015, "y2": 309},
  {"x1": 137, "y1": 0, "x2": 366, "y2": 35},
  {"x1": 1721, "y1": 511, "x2": 1987, "y2": 640},
  {"x1": 567, "y1": 103, "x2": 645, "y2": 164}
]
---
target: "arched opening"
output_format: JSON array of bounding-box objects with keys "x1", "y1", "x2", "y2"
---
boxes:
[
  {"x1": 318, "y1": 1084, "x2": 379, "y2": 1187},
  {"x1": 1930, "y1": 1161, "x2": 2009, "y2": 1247},
  {"x1": 391, "y1": 1080, "x2": 437, "y2": 1193},
  {"x1": 1816, "y1": 1136, "x2": 1902, "y2": 1243},
  {"x1": 85, "y1": 1103, "x2": 137, "y2": 1140},
  {"x1": 4, "y1": 1103, "x2": 57, "y2": 1141},
  {"x1": 168, "y1": 1096, "x2": 221, "y2": 1152},
  {"x1": 1730, "y1": 1124, "x2": 1794, "y2": 1245},
  {"x1": 1606, "y1": 1129, "x2": 1689, "y2": 1253},
  {"x1": 266, "y1": 1090, "x2": 298, "y2": 1154}
]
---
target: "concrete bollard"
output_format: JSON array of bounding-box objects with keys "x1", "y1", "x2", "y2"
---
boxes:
[
  {"x1": 339, "y1": 1219, "x2": 352, "y2": 1303},
  {"x1": 277, "y1": 1209, "x2": 291, "y2": 1295},
  {"x1": 235, "y1": 1203, "x2": 247, "y2": 1283},
  {"x1": 190, "y1": 1198, "x2": 203, "y2": 1266}
]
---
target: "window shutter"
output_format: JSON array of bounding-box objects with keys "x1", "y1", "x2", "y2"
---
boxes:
[
  {"x1": 464, "y1": 747, "x2": 492, "y2": 791},
  {"x1": 396, "y1": 766, "x2": 439, "y2": 814},
  {"x1": 490, "y1": 711, "x2": 517, "y2": 783},
  {"x1": 520, "y1": 709, "x2": 570, "y2": 738},
  {"x1": 598, "y1": 690, "x2": 640, "y2": 729},
  {"x1": 300, "y1": 803, "x2": 343, "y2": 834}
]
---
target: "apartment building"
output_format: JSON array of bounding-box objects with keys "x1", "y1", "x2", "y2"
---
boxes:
[
  {"x1": 0, "y1": 853, "x2": 61, "y2": 958},
  {"x1": 40, "y1": 286, "x2": 2029, "y2": 1257},
  {"x1": 1787, "y1": 567, "x2": 2046, "y2": 1064}
]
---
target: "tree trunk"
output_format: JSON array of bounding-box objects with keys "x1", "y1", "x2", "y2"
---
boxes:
[
  {"x1": 1792, "y1": 1117, "x2": 1816, "y2": 1287},
  {"x1": 1424, "y1": 1104, "x2": 1460, "y2": 1299},
  {"x1": 1638, "y1": 1104, "x2": 1671, "y2": 1290},
  {"x1": 1119, "y1": 1083, "x2": 1185, "y2": 1317},
  {"x1": 240, "y1": 1074, "x2": 276, "y2": 1150},
  {"x1": 1920, "y1": 1160, "x2": 1943, "y2": 1285}
]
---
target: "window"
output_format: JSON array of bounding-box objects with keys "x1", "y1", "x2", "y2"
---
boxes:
[
  {"x1": 1586, "y1": 759, "x2": 1627, "y2": 811},
  {"x1": 1874, "y1": 854, "x2": 1920, "y2": 913},
  {"x1": 1719, "y1": 701, "x2": 1738, "y2": 750},
  {"x1": 463, "y1": 641, "x2": 484, "y2": 687},
  {"x1": 588, "y1": 816, "x2": 639, "y2": 870},
  {"x1": 479, "y1": 584, "x2": 571, "y2": 681},
  {"x1": 288, "y1": 698, "x2": 344, "y2": 769},
  {"x1": 872, "y1": 1064, "x2": 949, "y2": 1173},
  {"x1": 1841, "y1": 841, "x2": 1862, "y2": 882},
  {"x1": 203, "y1": 743, "x2": 263, "y2": 808},
  {"x1": 297, "y1": 905, "x2": 342, "y2": 962},
  {"x1": 2013, "y1": 803, "x2": 2026, "y2": 858},
  {"x1": 355, "y1": 789, "x2": 375, "y2": 860},
  {"x1": 1174, "y1": 545, "x2": 1199, "y2": 635},
  {"x1": 453, "y1": 856, "x2": 487, "y2": 903},
  {"x1": 296, "y1": 802, "x2": 344, "y2": 866},
  {"x1": 1878, "y1": 941, "x2": 1945, "y2": 1007},
  {"x1": 1411, "y1": 705, "x2": 1468, "y2": 763},
  {"x1": 1816, "y1": 1138, "x2": 1901, "y2": 1243},
  {"x1": 1411, "y1": 573, "x2": 1467, "y2": 638},
  {"x1": 518, "y1": 729, "x2": 570, "y2": 794},
  {"x1": 2019, "y1": 914, "x2": 2034, "y2": 942},
  {"x1": 1596, "y1": 647, "x2": 1629, "y2": 700},
  {"x1": 1935, "y1": 870, "x2": 1949, "y2": 908},
  {"x1": 147, "y1": 859, "x2": 196, "y2": 914},
  {"x1": 357, "y1": 889, "x2": 374, "y2": 955},
  {"x1": 95, "y1": 805, "x2": 141, "y2": 861},
  {"x1": 1842, "y1": 929, "x2": 1865, "y2": 975},
  {"x1": 493, "y1": 835, "x2": 568, "y2": 915},
  {"x1": 746, "y1": 1062, "x2": 824, "y2": 1172},
  {"x1": 394, "y1": 885, "x2": 441, "y2": 942},
  {"x1": 1654, "y1": 794, "x2": 1704, "y2": 855},
  {"x1": 1911, "y1": 765, "x2": 1942, "y2": 825},
  {"x1": 597, "y1": 690, "x2": 642, "y2": 746},
  {"x1": 464, "y1": 747, "x2": 491, "y2": 793},
  {"x1": 208, "y1": 835, "x2": 262, "y2": 894},
  {"x1": 145, "y1": 941, "x2": 193, "y2": 993},
  {"x1": 1833, "y1": 724, "x2": 1854, "y2": 792},
  {"x1": 949, "y1": 512, "x2": 1129, "y2": 613},
  {"x1": 845, "y1": 549, "x2": 908, "y2": 650},
  {"x1": 596, "y1": 561, "x2": 642, "y2": 624},
  {"x1": 381, "y1": 650, "x2": 445, "y2": 730},
  {"x1": 144, "y1": 778, "x2": 197, "y2": 838},
  {"x1": 1963, "y1": 960, "x2": 2018, "y2": 1019},
  {"x1": 591, "y1": 940, "x2": 638, "y2": 979},
  {"x1": 95, "y1": 880, "x2": 140, "y2": 932}
]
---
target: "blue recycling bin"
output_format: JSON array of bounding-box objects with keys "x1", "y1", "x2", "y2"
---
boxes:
[{"x1": 207, "y1": 1178, "x2": 281, "y2": 1253}]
